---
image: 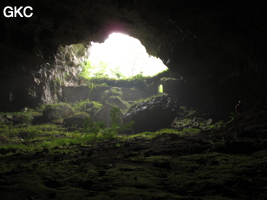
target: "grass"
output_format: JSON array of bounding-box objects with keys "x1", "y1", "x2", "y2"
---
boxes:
[
  {"x1": 0, "y1": 119, "x2": 203, "y2": 155},
  {"x1": 122, "y1": 128, "x2": 200, "y2": 141}
]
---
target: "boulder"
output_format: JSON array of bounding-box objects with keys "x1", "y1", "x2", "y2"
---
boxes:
[
  {"x1": 63, "y1": 113, "x2": 89, "y2": 128},
  {"x1": 42, "y1": 104, "x2": 73, "y2": 121},
  {"x1": 92, "y1": 103, "x2": 125, "y2": 127},
  {"x1": 123, "y1": 94, "x2": 180, "y2": 133}
]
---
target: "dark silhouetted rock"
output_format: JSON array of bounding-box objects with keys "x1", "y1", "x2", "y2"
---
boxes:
[{"x1": 123, "y1": 94, "x2": 180, "y2": 133}]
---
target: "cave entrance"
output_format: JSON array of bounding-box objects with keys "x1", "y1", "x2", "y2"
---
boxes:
[{"x1": 82, "y1": 32, "x2": 168, "y2": 79}]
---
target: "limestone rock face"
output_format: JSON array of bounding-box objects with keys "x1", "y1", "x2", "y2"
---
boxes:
[
  {"x1": 123, "y1": 94, "x2": 180, "y2": 133},
  {"x1": 42, "y1": 104, "x2": 73, "y2": 121},
  {"x1": 62, "y1": 86, "x2": 91, "y2": 103}
]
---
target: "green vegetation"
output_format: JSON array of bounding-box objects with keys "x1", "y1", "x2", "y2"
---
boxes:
[
  {"x1": 12, "y1": 112, "x2": 33, "y2": 125},
  {"x1": 73, "y1": 99, "x2": 103, "y2": 113},
  {"x1": 110, "y1": 106, "x2": 121, "y2": 127},
  {"x1": 102, "y1": 87, "x2": 123, "y2": 99},
  {"x1": 0, "y1": 105, "x2": 132, "y2": 154},
  {"x1": 127, "y1": 94, "x2": 164, "y2": 106},
  {"x1": 0, "y1": 101, "x2": 223, "y2": 156},
  {"x1": 79, "y1": 60, "x2": 125, "y2": 80},
  {"x1": 44, "y1": 102, "x2": 70, "y2": 108},
  {"x1": 79, "y1": 60, "x2": 150, "y2": 84},
  {"x1": 88, "y1": 82, "x2": 96, "y2": 93},
  {"x1": 0, "y1": 117, "x2": 154, "y2": 154},
  {"x1": 0, "y1": 121, "x2": 197, "y2": 155},
  {"x1": 125, "y1": 72, "x2": 146, "y2": 84},
  {"x1": 124, "y1": 128, "x2": 198, "y2": 141},
  {"x1": 2, "y1": 99, "x2": 230, "y2": 156},
  {"x1": 80, "y1": 106, "x2": 134, "y2": 140},
  {"x1": 83, "y1": 117, "x2": 105, "y2": 135},
  {"x1": 0, "y1": 112, "x2": 33, "y2": 126}
]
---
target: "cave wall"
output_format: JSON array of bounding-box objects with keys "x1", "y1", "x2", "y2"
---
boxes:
[{"x1": 0, "y1": 0, "x2": 267, "y2": 119}]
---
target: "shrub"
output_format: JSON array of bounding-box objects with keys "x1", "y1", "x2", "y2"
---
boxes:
[
  {"x1": 102, "y1": 87, "x2": 123, "y2": 99},
  {"x1": 80, "y1": 60, "x2": 110, "y2": 80},
  {"x1": 108, "y1": 106, "x2": 134, "y2": 134},
  {"x1": 83, "y1": 117, "x2": 105, "y2": 135},
  {"x1": 74, "y1": 100, "x2": 103, "y2": 113},
  {"x1": 82, "y1": 107, "x2": 134, "y2": 139},
  {"x1": 110, "y1": 106, "x2": 121, "y2": 127},
  {"x1": 101, "y1": 128, "x2": 119, "y2": 139}
]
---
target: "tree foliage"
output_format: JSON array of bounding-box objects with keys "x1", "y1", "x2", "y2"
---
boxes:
[{"x1": 80, "y1": 60, "x2": 126, "y2": 80}]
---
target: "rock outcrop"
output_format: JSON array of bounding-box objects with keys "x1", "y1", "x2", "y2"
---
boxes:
[{"x1": 123, "y1": 94, "x2": 180, "y2": 133}]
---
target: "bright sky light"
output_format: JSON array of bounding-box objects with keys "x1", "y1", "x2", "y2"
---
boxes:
[{"x1": 88, "y1": 33, "x2": 167, "y2": 78}]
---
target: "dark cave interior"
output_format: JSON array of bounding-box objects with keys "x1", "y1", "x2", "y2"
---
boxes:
[
  {"x1": 1, "y1": 0, "x2": 267, "y2": 117},
  {"x1": 0, "y1": 0, "x2": 267, "y2": 199}
]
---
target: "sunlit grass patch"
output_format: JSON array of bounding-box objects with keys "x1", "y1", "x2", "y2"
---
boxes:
[
  {"x1": 0, "y1": 124, "x2": 66, "y2": 143},
  {"x1": 123, "y1": 127, "x2": 200, "y2": 141}
]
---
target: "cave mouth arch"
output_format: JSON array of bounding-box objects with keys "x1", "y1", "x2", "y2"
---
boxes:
[{"x1": 85, "y1": 32, "x2": 168, "y2": 79}]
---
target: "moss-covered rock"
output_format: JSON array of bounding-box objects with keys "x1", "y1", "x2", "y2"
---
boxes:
[
  {"x1": 12, "y1": 113, "x2": 33, "y2": 125},
  {"x1": 106, "y1": 96, "x2": 129, "y2": 111},
  {"x1": 0, "y1": 112, "x2": 33, "y2": 125},
  {"x1": 42, "y1": 103, "x2": 73, "y2": 121}
]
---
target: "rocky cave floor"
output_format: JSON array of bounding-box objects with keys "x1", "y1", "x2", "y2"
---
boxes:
[{"x1": 1, "y1": 105, "x2": 267, "y2": 200}]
